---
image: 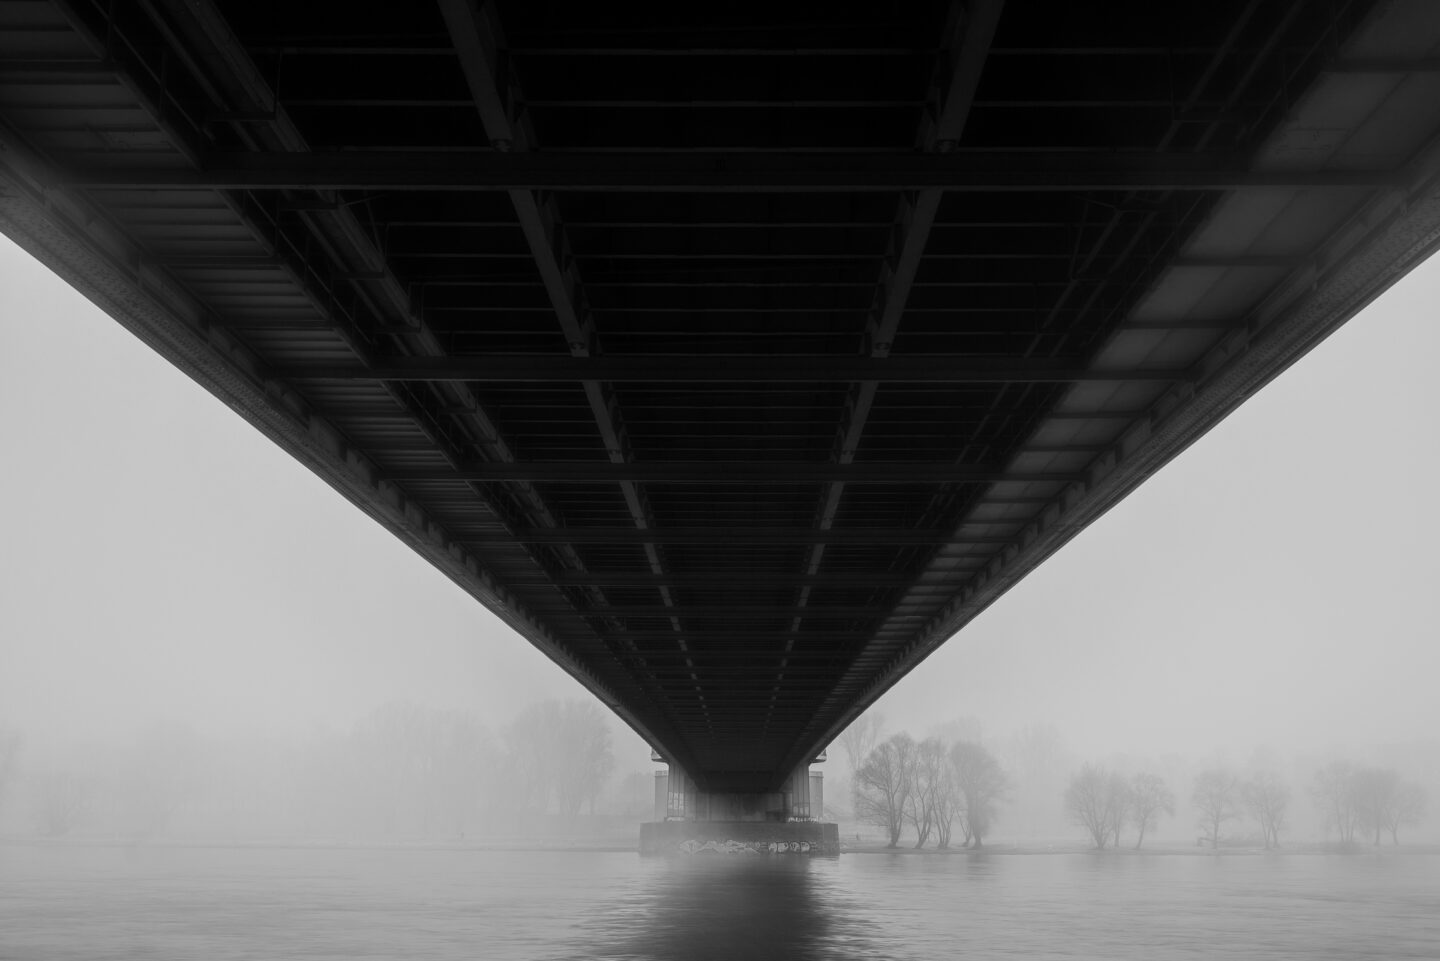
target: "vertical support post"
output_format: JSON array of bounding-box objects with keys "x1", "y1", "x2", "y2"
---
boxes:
[
  {"x1": 653, "y1": 769, "x2": 668, "y2": 822},
  {"x1": 782, "y1": 764, "x2": 813, "y2": 820},
  {"x1": 665, "y1": 763, "x2": 694, "y2": 820}
]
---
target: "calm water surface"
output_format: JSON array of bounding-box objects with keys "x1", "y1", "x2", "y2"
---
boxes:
[{"x1": 2, "y1": 843, "x2": 1437, "y2": 960}]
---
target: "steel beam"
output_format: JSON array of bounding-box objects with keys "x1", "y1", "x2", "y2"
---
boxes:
[
  {"x1": 119, "y1": 0, "x2": 698, "y2": 776},
  {"x1": 277, "y1": 355, "x2": 1189, "y2": 383},
  {"x1": 1329, "y1": 57, "x2": 1440, "y2": 73},
  {"x1": 529, "y1": 571, "x2": 954, "y2": 588},
  {"x1": 61, "y1": 152, "x2": 1397, "y2": 191},
  {"x1": 530, "y1": 606, "x2": 932, "y2": 617},
  {"x1": 384, "y1": 462, "x2": 1079, "y2": 483},
  {"x1": 435, "y1": 0, "x2": 708, "y2": 718},
  {"x1": 461, "y1": 527, "x2": 1012, "y2": 545},
  {"x1": 783, "y1": 0, "x2": 1006, "y2": 666},
  {"x1": 579, "y1": 631, "x2": 888, "y2": 641},
  {"x1": 576, "y1": 631, "x2": 887, "y2": 639},
  {"x1": 620, "y1": 652, "x2": 870, "y2": 661}
]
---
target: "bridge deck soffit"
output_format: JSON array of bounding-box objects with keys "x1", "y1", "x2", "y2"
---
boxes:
[{"x1": 3, "y1": 0, "x2": 1440, "y2": 790}]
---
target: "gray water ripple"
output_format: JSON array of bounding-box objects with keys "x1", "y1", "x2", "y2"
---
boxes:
[{"x1": 1, "y1": 843, "x2": 1437, "y2": 960}]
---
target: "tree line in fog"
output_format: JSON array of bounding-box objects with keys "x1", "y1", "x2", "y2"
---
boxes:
[
  {"x1": 0, "y1": 700, "x2": 647, "y2": 841},
  {"x1": 1064, "y1": 760, "x2": 1426, "y2": 850},
  {"x1": 834, "y1": 715, "x2": 1433, "y2": 850},
  {"x1": 844, "y1": 727, "x2": 1006, "y2": 849}
]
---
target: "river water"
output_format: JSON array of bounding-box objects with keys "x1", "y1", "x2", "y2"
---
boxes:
[{"x1": 2, "y1": 843, "x2": 1437, "y2": 960}]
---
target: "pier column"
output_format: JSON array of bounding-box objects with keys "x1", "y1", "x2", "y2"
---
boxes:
[
  {"x1": 782, "y1": 764, "x2": 813, "y2": 819},
  {"x1": 639, "y1": 756, "x2": 838, "y2": 854}
]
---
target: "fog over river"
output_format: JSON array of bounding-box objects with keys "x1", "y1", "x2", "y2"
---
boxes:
[{"x1": 3, "y1": 845, "x2": 1438, "y2": 960}]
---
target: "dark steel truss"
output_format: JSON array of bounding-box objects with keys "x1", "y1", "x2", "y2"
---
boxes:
[{"x1": 3, "y1": 0, "x2": 1440, "y2": 790}]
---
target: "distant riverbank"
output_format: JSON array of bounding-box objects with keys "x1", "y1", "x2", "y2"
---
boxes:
[
  {"x1": 0, "y1": 834, "x2": 639, "y2": 854},
  {"x1": 7, "y1": 834, "x2": 1438, "y2": 857},
  {"x1": 841, "y1": 839, "x2": 1440, "y2": 856}
]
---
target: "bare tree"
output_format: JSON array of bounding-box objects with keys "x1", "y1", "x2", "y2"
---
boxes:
[
  {"x1": 504, "y1": 699, "x2": 616, "y2": 818},
  {"x1": 1192, "y1": 768, "x2": 1241, "y2": 849},
  {"x1": 836, "y1": 713, "x2": 885, "y2": 774},
  {"x1": 1310, "y1": 761, "x2": 1359, "y2": 843},
  {"x1": 904, "y1": 736, "x2": 967, "y2": 849},
  {"x1": 928, "y1": 747, "x2": 962, "y2": 849},
  {"x1": 1106, "y1": 774, "x2": 1131, "y2": 849},
  {"x1": 1064, "y1": 763, "x2": 1127, "y2": 850},
  {"x1": 554, "y1": 701, "x2": 615, "y2": 817},
  {"x1": 906, "y1": 738, "x2": 951, "y2": 848},
  {"x1": 1352, "y1": 767, "x2": 1406, "y2": 847},
  {"x1": 1129, "y1": 772, "x2": 1175, "y2": 850},
  {"x1": 1385, "y1": 782, "x2": 1427, "y2": 844},
  {"x1": 951, "y1": 740, "x2": 1007, "y2": 848},
  {"x1": 1241, "y1": 771, "x2": 1290, "y2": 849},
  {"x1": 854, "y1": 733, "x2": 914, "y2": 847}
]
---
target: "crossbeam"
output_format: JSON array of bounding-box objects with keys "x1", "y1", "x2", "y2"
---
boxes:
[
  {"x1": 61, "y1": 151, "x2": 1398, "y2": 191},
  {"x1": 387, "y1": 462, "x2": 1080, "y2": 483},
  {"x1": 277, "y1": 355, "x2": 1189, "y2": 383},
  {"x1": 515, "y1": 571, "x2": 962, "y2": 587},
  {"x1": 462, "y1": 527, "x2": 1013, "y2": 545},
  {"x1": 573, "y1": 631, "x2": 893, "y2": 641},
  {"x1": 530, "y1": 606, "x2": 930, "y2": 617}
]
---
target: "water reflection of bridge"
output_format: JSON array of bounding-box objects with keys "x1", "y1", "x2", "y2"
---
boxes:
[{"x1": 4, "y1": 0, "x2": 1440, "y2": 830}]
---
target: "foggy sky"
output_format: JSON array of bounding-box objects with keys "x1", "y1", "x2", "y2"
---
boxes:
[{"x1": 2, "y1": 234, "x2": 1437, "y2": 763}]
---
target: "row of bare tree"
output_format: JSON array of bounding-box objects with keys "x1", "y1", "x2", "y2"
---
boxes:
[
  {"x1": 1310, "y1": 761, "x2": 1427, "y2": 845},
  {"x1": 1064, "y1": 761, "x2": 1428, "y2": 849},
  {"x1": 1188, "y1": 768, "x2": 1293, "y2": 849},
  {"x1": 851, "y1": 732, "x2": 1008, "y2": 848},
  {"x1": 1063, "y1": 766, "x2": 1177, "y2": 849}
]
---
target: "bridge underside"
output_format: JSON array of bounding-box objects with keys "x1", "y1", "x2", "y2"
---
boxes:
[{"x1": 4, "y1": 0, "x2": 1440, "y2": 792}]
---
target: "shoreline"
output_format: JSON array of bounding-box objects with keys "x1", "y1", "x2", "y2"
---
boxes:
[
  {"x1": 0, "y1": 835, "x2": 639, "y2": 854},
  {"x1": 840, "y1": 840, "x2": 1440, "y2": 856},
  {"x1": 4, "y1": 835, "x2": 1437, "y2": 857}
]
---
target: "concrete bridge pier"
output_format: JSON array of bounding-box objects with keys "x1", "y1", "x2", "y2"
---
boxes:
[{"x1": 640, "y1": 760, "x2": 839, "y2": 856}]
